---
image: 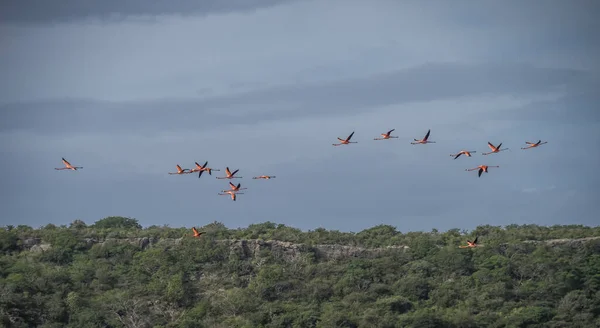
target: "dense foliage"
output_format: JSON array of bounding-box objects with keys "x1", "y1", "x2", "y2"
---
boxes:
[{"x1": 1, "y1": 217, "x2": 599, "y2": 327}]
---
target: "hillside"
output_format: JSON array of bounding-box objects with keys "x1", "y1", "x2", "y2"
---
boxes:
[{"x1": 1, "y1": 217, "x2": 600, "y2": 328}]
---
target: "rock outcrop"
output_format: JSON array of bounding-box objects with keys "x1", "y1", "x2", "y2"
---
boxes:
[{"x1": 18, "y1": 236, "x2": 409, "y2": 261}]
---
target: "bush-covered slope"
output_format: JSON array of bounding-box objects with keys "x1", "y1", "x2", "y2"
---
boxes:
[{"x1": 1, "y1": 217, "x2": 599, "y2": 327}]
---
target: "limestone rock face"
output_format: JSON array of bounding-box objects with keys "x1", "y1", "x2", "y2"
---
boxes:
[{"x1": 18, "y1": 236, "x2": 410, "y2": 261}]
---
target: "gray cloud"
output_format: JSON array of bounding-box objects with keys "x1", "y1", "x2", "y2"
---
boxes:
[
  {"x1": 1, "y1": 0, "x2": 599, "y2": 232},
  {"x1": 0, "y1": 62, "x2": 588, "y2": 136},
  {"x1": 0, "y1": 0, "x2": 305, "y2": 24},
  {"x1": 491, "y1": 91, "x2": 600, "y2": 125}
]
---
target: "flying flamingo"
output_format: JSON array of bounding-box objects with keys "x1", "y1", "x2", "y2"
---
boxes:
[
  {"x1": 482, "y1": 142, "x2": 509, "y2": 155},
  {"x1": 252, "y1": 175, "x2": 276, "y2": 180},
  {"x1": 450, "y1": 150, "x2": 477, "y2": 159},
  {"x1": 168, "y1": 165, "x2": 191, "y2": 175},
  {"x1": 191, "y1": 227, "x2": 205, "y2": 238},
  {"x1": 216, "y1": 167, "x2": 242, "y2": 179},
  {"x1": 55, "y1": 157, "x2": 83, "y2": 171},
  {"x1": 221, "y1": 182, "x2": 247, "y2": 193},
  {"x1": 189, "y1": 161, "x2": 206, "y2": 177},
  {"x1": 218, "y1": 190, "x2": 244, "y2": 201},
  {"x1": 459, "y1": 237, "x2": 482, "y2": 248},
  {"x1": 374, "y1": 129, "x2": 398, "y2": 140},
  {"x1": 333, "y1": 131, "x2": 357, "y2": 146},
  {"x1": 190, "y1": 161, "x2": 220, "y2": 178},
  {"x1": 410, "y1": 129, "x2": 435, "y2": 145},
  {"x1": 465, "y1": 165, "x2": 499, "y2": 177},
  {"x1": 521, "y1": 140, "x2": 548, "y2": 150}
]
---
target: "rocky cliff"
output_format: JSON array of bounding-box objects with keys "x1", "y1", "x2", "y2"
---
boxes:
[{"x1": 20, "y1": 236, "x2": 410, "y2": 261}]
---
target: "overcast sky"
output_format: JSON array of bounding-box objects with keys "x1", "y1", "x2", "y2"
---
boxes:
[{"x1": 1, "y1": 0, "x2": 599, "y2": 233}]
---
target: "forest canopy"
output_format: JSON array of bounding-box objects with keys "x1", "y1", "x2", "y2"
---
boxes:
[{"x1": 1, "y1": 217, "x2": 599, "y2": 327}]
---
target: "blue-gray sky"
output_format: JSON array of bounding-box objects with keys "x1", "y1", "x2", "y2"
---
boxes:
[{"x1": 1, "y1": 0, "x2": 599, "y2": 232}]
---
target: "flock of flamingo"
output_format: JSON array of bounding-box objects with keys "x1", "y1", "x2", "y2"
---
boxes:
[
  {"x1": 54, "y1": 128, "x2": 547, "y2": 247},
  {"x1": 333, "y1": 128, "x2": 546, "y2": 178}
]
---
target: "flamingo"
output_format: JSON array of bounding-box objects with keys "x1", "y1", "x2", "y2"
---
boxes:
[
  {"x1": 221, "y1": 182, "x2": 247, "y2": 193},
  {"x1": 459, "y1": 237, "x2": 482, "y2": 248},
  {"x1": 55, "y1": 157, "x2": 83, "y2": 171},
  {"x1": 216, "y1": 167, "x2": 242, "y2": 179},
  {"x1": 482, "y1": 142, "x2": 509, "y2": 155},
  {"x1": 168, "y1": 165, "x2": 191, "y2": 175},
  {"x1": 190, "y1": 161, "x2": 220, "y2": 178},
  {"x1": 218, "y1": 190, "x2": 244, "y2": 201},
  {"x1": 333, "y1": 131, "x2": 357, "y2": 146},
  {"x1": 411, "y1": 129, "x2": 435, "y2": 144},
  {"x1": 465, "y1": 165, "x2": 499, "y2": 177},
  {"x1": 374, "y1": 129, "x2": 398, "y2": 140},
  {"x1": 521, "y1": 140, "x2": 548, "y2": 150},
  {"x1": 253, "y1": 175, "x2": 276, "y2": 180},
  {"x1": 191, "y1": 227, "x2": 205, "y2": 238},
  {"x1": 450, "y1": 150, "x2": 477, "y2": 159},
  {"x1": 189, "y1": 161, "x2": 206, "y2": 177}
]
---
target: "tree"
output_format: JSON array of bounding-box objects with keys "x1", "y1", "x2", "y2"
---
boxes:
[{"x1": 92, "y1": 216, "x2": 142, "y2": 230}]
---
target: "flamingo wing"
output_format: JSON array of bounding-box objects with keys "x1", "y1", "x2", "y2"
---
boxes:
[
  {"x1": 487, "y1": 142, "x2": 496, "y2": 150},
  {"x1": 231, "y1": 169, "x2": 239, "y2": 176},
  {"x1": 473, "y1": 237, "x2": 478, "y2": 244},
  {"x1": 423, "y1": 129, "x2": 431, "y2": 141},
  {"x1": 346, "y1": 131, "x2": 355, "y2": 141},
  {"x1": 225, "y1": 167, "x2": 231, "y2": 175},
  {"x1": 387, "y1": 129, "x2": 395, "y2": 135},
  {"x1": 478, "y1": 168, "x2": 483, "y2": 177},
  {"x1": 229, "y1": 182, "x2": 236, "y2": 189}
]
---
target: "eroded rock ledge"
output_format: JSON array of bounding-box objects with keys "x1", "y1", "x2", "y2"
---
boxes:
[{"x1": 20, "y1": 237, "x2": 409, "y2": 260}]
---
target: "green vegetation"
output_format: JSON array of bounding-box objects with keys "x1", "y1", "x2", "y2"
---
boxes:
[{"x1": 1, "y1": 217, "x2": 600, "y2": 327}]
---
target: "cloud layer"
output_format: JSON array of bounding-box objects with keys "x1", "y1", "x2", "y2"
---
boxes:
[{"x1": 0, "y1": 0, "x2": 598, "y2": 232}]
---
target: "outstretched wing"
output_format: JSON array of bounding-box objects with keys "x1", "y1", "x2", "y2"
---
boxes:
[
  {"x1": 423, "y1": 129, "x2": 431, "y2": 141},
  {"x1": 346, "y1": 131, "x2": 355, "y2": 141}
]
